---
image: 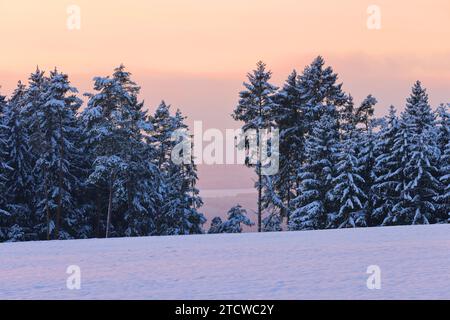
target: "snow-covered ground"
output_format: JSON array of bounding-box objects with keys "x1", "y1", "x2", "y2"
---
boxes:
[{"x1": 0, "y1": 224, "x2": 449, "y2": 299}]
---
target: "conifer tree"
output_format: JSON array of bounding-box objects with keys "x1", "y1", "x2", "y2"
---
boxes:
[
  {"x1": 392, "y1": 82, "x2": 441, "y2": 224},
  {"x1": 0, "y1": 91, "x2": 11, "y2": 240},
  {"x1": 232, "y1": 61, "x2": 278, "y2": 232},
  {"x1": 289, "y1": 114, "x2": 339, "y2": 230},
  {"x1": 435, "y1": 104, "x2": 450, "y2": 222},
  {"x1": 436, "y1": 141, "x2": 450, "y2": 222},
  {"x1": 83, "y1": 65, "x2": 154, "y2": 238},
  {"x1": 372, "y1": 106, "x2": 402, "y2": 225},
  {"x1": 30, "y1": 69, "x2": 84, "y2": 239},
  {"x1": 270, "y1": 70, "x2": 305, "y2": 223},
  {"x1": 148, "y1": 104, "x2": 205, "y2": 235},
  {"x1": 330, "y1": 104, "x2": 367, "y2": 228},
  {"x1": 262, "y1": 213, "x2": 282, "y2": 232},
  {"x1": 208, "y1": 217, "x2": 224, "y2": 234},
  {"x1": 2, "y1": 82, "x2": 35, "y2": 240},
  {"x1": 221, "y1": 205, "x2": 254, "y2": 233}
]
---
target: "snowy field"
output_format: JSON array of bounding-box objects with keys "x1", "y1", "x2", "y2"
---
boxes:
[{"x1": 0, "y1": 224, "x2": 449, "y2": 300}]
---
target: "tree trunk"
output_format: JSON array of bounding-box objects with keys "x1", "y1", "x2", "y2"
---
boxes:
[
  {"x1": 95, "y1": 193, "x2": 101, "y2": 238},
  {"x1": 44, "y1": 170, "x2": 51, "y2": 241},
  {"x1": 56, "y1": 126, "x2": 64, "y2": 239},
  {"x1": 286, "y1": 190, "x2": 291, "y2": 225},
  {"x1": 257, "y1": 128, "x2": 262, "y2": 233},
  {"x1": 105, "y1": 175, "x2": 114, "y2": 238}
]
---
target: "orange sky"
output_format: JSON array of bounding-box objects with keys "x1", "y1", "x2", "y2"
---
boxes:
[
  {"x1": 1, "y1": 0, "x2": 449, "y2": 111},
  {"x1": 1, "y1": 0, "x2": 449, "y2": 217}
]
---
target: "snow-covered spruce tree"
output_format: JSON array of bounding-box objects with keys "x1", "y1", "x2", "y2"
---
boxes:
[
  {"x1": 372, "y1": 106, "x2": 402, "y2": 225},
  {"x1": 232, "y1": 61, "x2": 278, "y2": 232},
  {"x1": 150, "y1": 101, "x2": 177, "y2": 171},
  {"x1": 329, "y1": 102, "x2": 367, "y2": 228},
  {"x1": 435, "y1": 104, "x2": 450, "y2": 222},
  {"x1": 2, "y1": 82, "x2": 35, "y2": 241},
  {"x1": 29, "y1": 69, "x2": 85, "y2": 240},
  {"x1": 268, "y1": 70, "x2": 305, "y2": 224},
  {"x1": 220, "y1": 205, "x2": 254, "y2": 233},
  {"x1": 148, "y1": 105, "x2": 205, "y2": 235},
  {"x1": 392, "y1": 81, "x2": 441, "y2": 225},
  {"x1": 289, "y1": 114, "x2": 339, "y2": 230},
  {"x1": 435, "y1": 103, "x2": 449, "y2": 153},
  {"x1": 297, "y1": 56, "x2": 348, "y2": 132},
  {"x1": 83, "y1": 65, "x2": 155, "y2": 238},
  {"x1": 260, "y1": 174, "x2": 284, "y2": 229},
  {"x1": 208, "y1": 217, "x2": 224, "y2": 234},
  {"x1": 118, "y1": 95, "x2": 157, "y2": 237},
  {"x1": 262, "y1": 213, "x2": 282, "y2": 232},
  {"x1": 436, "y1": 141, "x2": 450, "y2": 222},
  {"x1": 0, "y1": 90, "x2": 12, "y2": 240},
  {"x1": 353, "y1": 95, "x2": 379, "y2": 226}
]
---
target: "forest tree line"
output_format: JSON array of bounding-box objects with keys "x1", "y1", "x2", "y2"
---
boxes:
[
  {"x1": 0, "y1": 66, "x2": 205, "y2": 241},
  {"x1": 229, "y1": 57, "x2": 449, "y2": 233},
  {"x1": 0, "y1": 57, "x2": 449, "y2": 242}
]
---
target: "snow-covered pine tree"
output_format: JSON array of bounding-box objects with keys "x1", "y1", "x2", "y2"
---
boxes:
[
  {"x1": 297, "y1": 56, "x2": 348, "y2": 131},
  {"x1": 269, "y1": 70, "x2": 305, "y2": 224},
  {"x1": 208, "y1": 217, "x2": 224, "y2": 234},
  {"x1": 232, "y1": 61, "x2": 278, "y2": 232},
  {"x1": 372, "y1": 106, "x2": 402, "y2": 225},
  {"x1": 436, "y1": 103, "x2": 450, "y2": 154},
  {"x1": 220, "y1": 205, "x2": 254, "y2": 233},
  {"x1": 83, "y1": 65, "x2": 155, "y2": 238},
  {"x1": 435, "y1": 104, "x2": 450, "y2": 222},
  {"x1": 0, "y1": 90, "x2": 12, "y2": 240},
  {"x1": 392, "y1": 81, "x2": 441, "y2": 224},
  {"x1": 30, "y1": 69, "x2": 85, "y2": 239},
  {"x1": 119, "y1": 94, "x2": 156, "y2": 237},
  {"x1": 436, "y1": 141, "x2": 450, "y2": 222},
  {"x1": 150, "y1": 101, "x2": 176, "y2": 171},
  {"x1": 329, "y1": 99, "x2": 367, "y2": 228},
  {"x1": 354, "y1": 95, "x2": 379, "y2": 226},
  {"x1": 262, "y1": 213, "x2": 282, "y2": 232},
  {"x1": 147, "y1": 103, "x2": 205, "y2": 235},
  {"x1": 289, "y1": 114, "x2": 339, "y2": 230},
  {"x1": 1, "y1": 82, "x2": 35, "y2": 241}
]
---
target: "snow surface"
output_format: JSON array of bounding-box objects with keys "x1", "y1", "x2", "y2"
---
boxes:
[{"x1": 0, "y1": 224, "x2": 449, "y2": 299}]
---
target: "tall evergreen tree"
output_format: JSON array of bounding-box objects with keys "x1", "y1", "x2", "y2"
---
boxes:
[
  {"x1": 372, "y1": 106, "x2": 402, "y2": 225},
  {"x1": 297, "y1": 56, "x2": 348, "y2": 131},
  {"x1": 436, "y1": 141, "x2": 450, "y2": 222},
  {"x1": 436, "y1": 103, "x2": 450, "y2": 153},
  {"x1": 269, "y1": 70, "x2": 305, "y2": 223},
  {"x1": 31, "y1": 69, "x2": 84, "y2": 239},
  {"x1": 83, "y1": 65, "x2": 154, "y2": 238},
  {"x1": 330, "y1": 109, "x2": 367, "y2": 228},
  {"x1": 19, "y1": 68, "x2": 50, "y2": 238},
  {"x1": 2, "y1": 82, "x2": 35, "y2": 240},
  {"x1": 150, "y1": 106, "x2": 205, "y2": 235},
  {"x1": 232, "y1": 61, "x2": 278, "y2": 232},
  {"x1": 435, "y1": 104, "x2": 450, "y2": 222},
  {"x1": 289, "y1": 114, "x2": 339, "y2": 230},
  {"x1": 392, "y1": 82, "x2": 441, "y2": 224},
  {"x1": 354, "y1": 95, "x2": 379, "y2": 226},
  {"x1": 0, "y1": 90, "x2": 12, "y2": 240}
]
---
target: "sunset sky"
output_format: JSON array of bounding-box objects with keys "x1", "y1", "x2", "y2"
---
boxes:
[{"x1": 1, "y1": 0, "x2": 449, "y2": 217}]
